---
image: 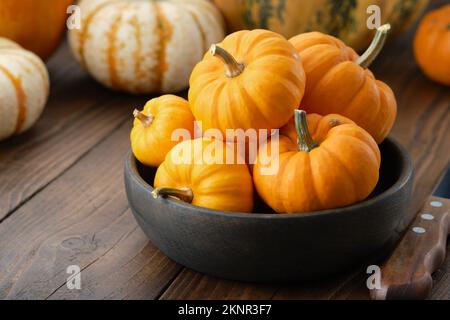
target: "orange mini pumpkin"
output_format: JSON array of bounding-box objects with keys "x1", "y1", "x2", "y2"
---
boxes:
[
  {"x1": 253, "y1": 110, "x2": 380, "y2": 213},
  {"x1": 189, "y1": 29, "x2": 306, "y2": 136},
  {"x1": 289, "y1": 24, "x2": 397, "y2": 144},
  {"x1": 130, "y1": 95, "x2": 195, "y2": 167},
  {"x1": 153, "y1": 137, "x2": 253, "y2": 213},
  {"x1": 414, "y1": 4, "x2": 450, "y2": 86}
]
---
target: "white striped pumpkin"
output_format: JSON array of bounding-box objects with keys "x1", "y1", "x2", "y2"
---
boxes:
[
  {"x1": 0, "y1": 38, "x2": 49, "y2": 141},
  {"x1": 68, "y1": 0, "x2": 225, "y2": 94}
]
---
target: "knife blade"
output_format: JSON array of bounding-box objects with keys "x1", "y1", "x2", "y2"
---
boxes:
[{"x1": 370, "y1": 165, "x2": 450, "y2": 300}]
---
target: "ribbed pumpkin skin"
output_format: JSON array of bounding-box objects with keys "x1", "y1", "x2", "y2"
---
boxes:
[
  {"x1": 0, "y1": 0, "x2": 72, "y2": 60},
  {"x1": 213, "y1": 0, "x2": 429, "y2": 52},
  {"x1": 414, "y1": 5, "x2": 450, "y2": 86},
  {"x1": 131, "y1": 95, "x2": 196, "y2": 167},
  {"x1": 189, "y1": 29, "x2": 306, "y2": 136},
  {"x1": 253, "y1": 113, "x2": 381, "y2": 213},
  {"x1": 0, "y1": 38, "x2": 49, "y2": 141},
  {"x1": 154, "y1": 138, "x2": 254, "y2": 213},
  {"x1": 290, "y1": 32, "x2": 397, "y2": 144},
  {"x1": 68, "y1": 0, "x2": 225, "y2": 94}
]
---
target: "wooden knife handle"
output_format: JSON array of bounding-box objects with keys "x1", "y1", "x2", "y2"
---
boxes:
[{"x1": 370, "y1": 196, "x2": 450, "y2": 300}]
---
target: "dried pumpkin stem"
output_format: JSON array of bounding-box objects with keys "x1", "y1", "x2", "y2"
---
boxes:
[
  {"x1": 133, "y1": 109, "x2": 153, "y2": 128},
  {"x1": 356, "y1": 23, "x2": 391, "y2": 68},
  {"x1": 210, "y1": 44, "x2": 244, "y2": 78},
  {"x1": 151, "y1": 187, "x2": 194, "y2": 203},
  {"x1": 294, "y1": 110, "x2": 318, "y2": 152},
  {"x1": 329, "y1": 119, "x2": 341, "y2": 127}
]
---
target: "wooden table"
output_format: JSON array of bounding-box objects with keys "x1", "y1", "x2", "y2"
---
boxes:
[{"x1": 0, "y1": 3, "x2": 449, "y2": 300}]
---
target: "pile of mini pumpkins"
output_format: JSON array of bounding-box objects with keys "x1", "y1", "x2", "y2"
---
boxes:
[
  {"x1": 131, "y1": 23, "x2": 398, "y2": 214},
  {"x1": 1, "y1": 2, "x2": 449, "y2": 143}
]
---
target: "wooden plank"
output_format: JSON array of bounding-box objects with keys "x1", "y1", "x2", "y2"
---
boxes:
[
  {"x1": 0, "y1": 43, "x2": 148, "y2": 221},
  {"x1": 160, "y1": 269, "x2": 277, "y2": 300},
  {"x1": 373, "y1": 43, "x2": 450, "y2": 222},
  {"x1": 158, "y1": 2, "x2": 450, "y2": 300},
  {"x1": 48, "y1": 211, "x2": 181, "y2": 300},
  {"x1": 272, "y1": 270, "x2": 369, "y2": 300},
  {"x1": 430, "y1": 243, "x2": 450, "y2": 300},
  {"x1": 0, "y1": 123, "x2": 181, "y2": 299}
]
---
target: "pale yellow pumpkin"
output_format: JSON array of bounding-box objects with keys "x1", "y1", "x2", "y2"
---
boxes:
[
  {"x1": 130, "y1": 95, "x2": 196, "y2": 167},
  {"x1": 0, "y1": 38, "x2": 49, "y2": 141},
  {"x1": 68, "y1": 0, "x2": 225, "y2": 94}
]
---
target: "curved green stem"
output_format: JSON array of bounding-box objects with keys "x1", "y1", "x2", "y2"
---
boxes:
[
  {"x1": 294, "y1": 110, "x2": 318, "y2": 152},
  {"x1": 356, "y1": 23, "x2": 391, "y2": 68},
  {"x1": 210, "y1": 44, "x2": 244, "y2": 78},
  {"x1": 133, "y1": 109, "x2": 153, "y2": 128},
  {"x1": 151, "y1": 187, "x2": 194, "y2": 203}
]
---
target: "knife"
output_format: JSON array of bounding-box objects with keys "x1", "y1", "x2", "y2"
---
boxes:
[{"x1": 370, "y1": 165, "x2": 450, "y2": 300}]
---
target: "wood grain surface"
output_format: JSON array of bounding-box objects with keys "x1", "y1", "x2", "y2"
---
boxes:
[{"x1": 0, "y1": 1, "x2": 449, "y2": 300}]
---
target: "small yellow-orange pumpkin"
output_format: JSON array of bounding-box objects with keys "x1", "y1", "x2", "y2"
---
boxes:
[
  {"x1": 414, "y1": 5, "x2": 450, "y2": 86},
  {"x1": 254, "y1": 110, "x2": 380, "y2": 213},
  {"x1": 153, "y1": 137, "x2": 253, "y2": 213},
  {"x1": 289, "y1": 24, "x2": 397, "y2": 144},
  {"x1": 130, "y1": 95, "x2": 195, "y2": 167},
  {"x1": 189, "y1": 29, "x2": 306, "y2": 137}
]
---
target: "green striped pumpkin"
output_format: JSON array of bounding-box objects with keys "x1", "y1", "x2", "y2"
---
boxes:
[{"x1": 213, "y1": 0, "x2": 429, "y2": 52}]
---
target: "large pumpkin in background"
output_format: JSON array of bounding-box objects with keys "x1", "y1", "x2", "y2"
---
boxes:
[
  {"x1": 213, "y1": 0, "x2": 429, "y2": 52},
  {"x1": 0, "y1": 0, "x2": 73, "y2": 60},
  {"x1": 0, "y1": 38, "x2": 50, "y2": 141},
  {"x1": 68, "y1": 0, "x2": 225, "y2": 94},
  {"x1": 414, "y1": 4, "x2": 450, "y2": 86}
]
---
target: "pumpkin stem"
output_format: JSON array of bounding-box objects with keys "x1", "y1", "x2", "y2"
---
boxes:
[
  {"x1": 133, "y1": 109, "x2": 153, "y2": 128},
  {"x1": 356, "y1": 23, "x2": 391, "y2": 68},
  {"x1": 294, "y1": 110, "x2": 318, "y2": 152},
  {"x1": 210, "y1": 44, "x2": 244, "y2": 78},
  {"x1": 329, "y1": 119, "x2": 341, "y2": 127},
  {"x1": 151, "y1": 187, "x2": 194, "y2": 203}
]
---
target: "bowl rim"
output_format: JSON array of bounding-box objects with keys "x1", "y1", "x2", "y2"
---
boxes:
[{"x1": 125, "y1": 136, "x2": 413, "y2": 220}]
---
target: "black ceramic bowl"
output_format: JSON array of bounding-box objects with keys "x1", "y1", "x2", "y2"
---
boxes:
[{"x1": 124, "y1": 138, "x2": 413, "y2": 282}]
